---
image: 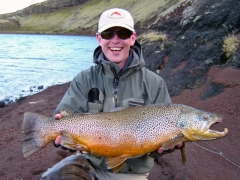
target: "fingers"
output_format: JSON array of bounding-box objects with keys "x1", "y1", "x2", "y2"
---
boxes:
[
  {"x1": 157, "y1": 142, "x2": 183, "y2": 154},
  {"x1": 81, "y1": 151, "x2": 88, "y2": 154},
  {"x1": 55, "y1": 113, "x2": 62, "y2": 120},
  {"x1": 55, "y1": 136, "x2": 62, "y2": 146},
  {"x1": 176, "y1": 142, "x2": 183, "y2": 149},
  {"x1": 158, "y1": 147, "x2": 164, "y2": 154},
  {"x1": 53, "y1": 135, "x2": 77, "y2": 153}
]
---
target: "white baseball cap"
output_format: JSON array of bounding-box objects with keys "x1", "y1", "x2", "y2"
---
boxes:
[{"x1": 98, "y1": 8, "x2": 135, "y2": 33}]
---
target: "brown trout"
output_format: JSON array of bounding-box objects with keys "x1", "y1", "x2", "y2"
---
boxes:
[{"x1": 22, "y1": 103, "x2": 228, "y2": 171}]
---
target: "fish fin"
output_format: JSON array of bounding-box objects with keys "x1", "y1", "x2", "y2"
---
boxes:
[
  {"x1": 107, "y1": 107, "x2": 129, "y2": 112},
  {"x1": 180, "y1": 142, "x2": 186, "y2": 165},
  {"x1": 60, "y1": 110, "x2": 90, "y2": 117},
  {"x1": 112, "y1": 162, "x2": 126, "y2": 173},
  {"x1": 107, "y1": 155, "x2": 127, "y2": 172},
  {"x1": 162, "y1": 134, "x2": 185, "y2": 150},
  {"x1": 21, "y1": 112, "x2": 55, "y2": 158},
  {"x1": 60, "y1": 131, "x2": 88, "y2": 151},
  {"x1": 60, "y1": 110, "x2": 88, "y2": 117}
]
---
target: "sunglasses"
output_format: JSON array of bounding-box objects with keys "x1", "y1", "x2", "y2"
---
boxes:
[{"x1": 100, "y1": 29, "x2": 133, "y2": 40}]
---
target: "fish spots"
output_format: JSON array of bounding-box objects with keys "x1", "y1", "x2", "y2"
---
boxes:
[
  {"x1": 178, "y1": 122, "x2": 185, "y2": 128},
  {"x1": 54, "y1": 104, "x2": 210, "y2": 154},
  {"x1": 22, "y1": 103, "x2": 226, "y2": 161}
]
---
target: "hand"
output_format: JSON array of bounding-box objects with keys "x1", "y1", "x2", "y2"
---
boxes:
[
  {"x1": 155, "y1": 142, "x2": 186, "y2": 165},
  {"x1": 157, "y1": 142, "x2": 182, "y2": 154},
  {"x1": 53, "y1": 113, "x2": 75, "y2": 152},
  {"x1": 53, "y1": 113, "x2": 87, "y2": 153},
  {"x1": 148, "y1": 142, "x2": 183, "y2": 158},
  {"x1": 54, "y1": 113, "x2": 63, "y2": 146}
]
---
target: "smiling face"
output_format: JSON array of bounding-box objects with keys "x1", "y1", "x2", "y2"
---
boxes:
[{"x1": 96, "y1": 27, "x2": 136, "y2": 69}]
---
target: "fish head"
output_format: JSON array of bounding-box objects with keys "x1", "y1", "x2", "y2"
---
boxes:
[{"x1": 176, "y1": 106, "x2": 228, "y2": 141}]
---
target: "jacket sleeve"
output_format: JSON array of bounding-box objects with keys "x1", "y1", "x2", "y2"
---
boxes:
[
  {"x1": 143, "y1": 68, "x2": 172, "y2": 104},
  {"x1": 54, "y1": 74, "x2": 89, "y2": 116},
  {"x1": 154, "y1": 78, "x2": 172, "y2": 104}
]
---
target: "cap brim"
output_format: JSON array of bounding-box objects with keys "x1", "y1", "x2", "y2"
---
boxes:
[{"x1": 98, "y1": 23, "x2": 135, "y2": 33}]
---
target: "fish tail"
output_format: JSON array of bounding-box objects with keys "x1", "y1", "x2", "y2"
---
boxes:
[{"x1": 21, "y1": 112, "x2": 56, "y2": 158}]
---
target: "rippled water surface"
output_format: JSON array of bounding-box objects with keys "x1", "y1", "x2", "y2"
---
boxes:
[{"x1": 0, "y1": 34, "x2": 98, "y2": 102}]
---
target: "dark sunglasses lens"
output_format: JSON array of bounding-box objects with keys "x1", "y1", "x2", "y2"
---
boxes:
[
  {"x1": 101, "y1": 31, "x2": 114, "y2": 40},
  {"x1": 117, "y1": 29, "x2": 132, "y2": 39},
  {"x1": 101, "y1": 29, "x2": 132, "y2": 40}
]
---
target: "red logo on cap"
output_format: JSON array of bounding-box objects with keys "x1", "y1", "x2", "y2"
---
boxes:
[
  {"x1": 108, "y1": 11, "x2": 125, "y2": 18},
  {"x1": 111, "y1": 12, "x2": 121, "y2": 16}
]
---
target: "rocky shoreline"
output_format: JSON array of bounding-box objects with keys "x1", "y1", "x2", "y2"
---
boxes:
[{"x1": 0, "y1": 84, "x2": 48, "y2": 107}]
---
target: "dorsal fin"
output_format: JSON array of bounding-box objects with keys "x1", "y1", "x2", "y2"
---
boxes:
[{"x1": 107, "y1": 107, "x2": 129, "y2": 112}]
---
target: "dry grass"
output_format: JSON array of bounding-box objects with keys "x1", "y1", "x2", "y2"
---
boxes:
[
  {"x1": 140, "y1": 32, "x2": 167, "y2": 41},
  {"x1": 222, "y1": 34, "x2": 240, "y2": 59},
  {"x1": 138, "y1": 31, "x2": 167, "y2": 44}
]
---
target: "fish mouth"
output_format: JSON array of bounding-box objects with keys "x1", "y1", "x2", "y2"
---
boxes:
[
  {"x1": 202, "y1": 116, "x2": 228, "y2": 139},
  {"x1": 207, "y1": 128, "x2": 228, "y2": 137},
  {"x1": 205, "y1": 116, "x2": 223, "y2": 131}
]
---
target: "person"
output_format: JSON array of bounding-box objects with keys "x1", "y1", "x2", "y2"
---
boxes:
[{"x1": 41, "y1": 8, "x2": 181, "y2": 180}]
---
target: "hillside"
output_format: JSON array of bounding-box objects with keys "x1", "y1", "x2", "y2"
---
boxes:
[{"x1": 0, "y1": 0, "x2": 187, "y2": 34}]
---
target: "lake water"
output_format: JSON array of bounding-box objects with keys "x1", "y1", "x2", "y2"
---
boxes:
[{"x1": 0, "y1": 34, "x2": 98, "y2": 103}]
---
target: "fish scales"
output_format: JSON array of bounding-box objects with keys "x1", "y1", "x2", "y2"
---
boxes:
[
  {"x1": 21, "y1": 103, "x2": 228, "y2": 171},
  {"x1": 47, "y1": 104, "x2": 181, "y2": 154}
]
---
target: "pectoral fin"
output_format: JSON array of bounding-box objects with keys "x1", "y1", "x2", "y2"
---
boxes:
[
  {"x1": 162, "y1": 135, "x2": 187, "y2": 165},
  {"x1": 181, "y1": 142, "x2": 186, "y2": 165},
  {"x1": 162, "y1": 134, "x2": 185, "y2": 150},
  {"x1": 107, "y1": 155, "x2": 128, "y2": 172},
  {"x1": 60, "y1": 130, "x2": 88, "y2": 151}
]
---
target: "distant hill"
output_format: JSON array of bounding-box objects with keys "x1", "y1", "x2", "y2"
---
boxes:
[{"x1": 0, "y1": 0, "x2": 187, "y2": 34}]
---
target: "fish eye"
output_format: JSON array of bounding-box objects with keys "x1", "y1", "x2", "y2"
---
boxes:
[{"x1": 203, "y1": 115, "x2": 209, "y2": 120}]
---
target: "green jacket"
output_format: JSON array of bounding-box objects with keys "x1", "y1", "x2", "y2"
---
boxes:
[{"x1": 55, "y1": 41, "x2": 171, "y2": 174}]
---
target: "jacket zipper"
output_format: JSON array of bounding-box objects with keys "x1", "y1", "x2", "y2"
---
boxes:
[{"x1": 110, "y1": 65, "x2": 119, "y2": 108}]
